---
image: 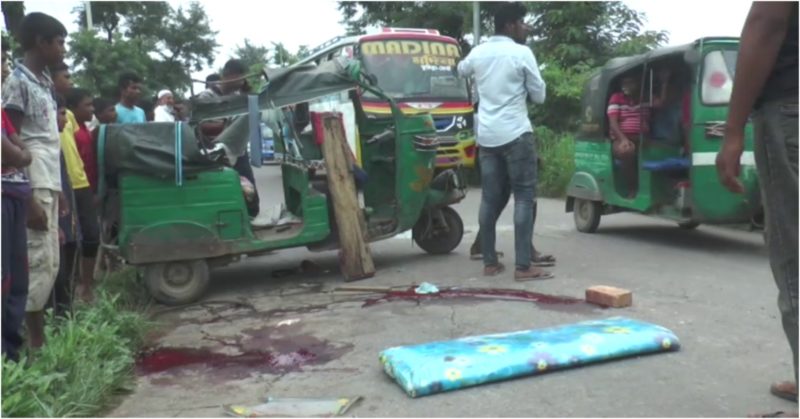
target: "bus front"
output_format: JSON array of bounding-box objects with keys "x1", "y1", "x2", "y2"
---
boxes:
[{"x1": 358, "y1": 30, "x2": 476, "y2": 170}]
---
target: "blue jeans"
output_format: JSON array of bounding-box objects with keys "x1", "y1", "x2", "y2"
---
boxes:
[
  {"x1": 479, "y1": 133, "x2": 537, "y2": 270},
  {"x1": 754, "y1": 97, "x2": 798, "y2": 384},
  {"x1": 2, "y1": 190, "x2": 29, "y2": 362}
]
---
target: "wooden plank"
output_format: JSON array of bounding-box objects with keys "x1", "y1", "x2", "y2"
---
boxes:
[{"x1": 314, "y1": 112, "x2": 375, "y2": 281}]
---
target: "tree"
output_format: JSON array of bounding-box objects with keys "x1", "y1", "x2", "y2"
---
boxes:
[
  {"x1": 338, "y1": 2, "x2": 487, "y2": 52},
  {"x1": 69, "y1": 30, "x2": 152, "y2": 99},
  {"x1": 0, "y1": 1, "x2": 25, "y2": 49},
  {"x1": 69, "y1": 1, "x2": 218, "y2": 98},
  {"x1": 235, "y1": 40, "x2": 270, "y2": 70},
  {"x1": 232, "y1": 39, "x2": 270, "y2": 92}
]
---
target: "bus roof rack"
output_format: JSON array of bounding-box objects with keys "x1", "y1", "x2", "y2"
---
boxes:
[{"x1": 381, "y1": 27, "x2": 440, "y2": 35}]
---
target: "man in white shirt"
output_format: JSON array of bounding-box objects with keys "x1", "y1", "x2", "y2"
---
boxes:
[
  {"x1": 153, "y1": 89, "x2": 175, "y2": 122},
  {"x1": 457, "y1": 2, "x2": 552, "y2": 281}
]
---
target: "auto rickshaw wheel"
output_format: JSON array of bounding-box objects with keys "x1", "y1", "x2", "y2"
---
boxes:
[
  {"x1": 678, "y1": 221, "x2": 700, "y2": 230},
  {"x1": 143, "y1": 260, "x2": 210, "y2": 306},
  {"x1": 574, "y1": 199, "x2": 601, "y2": 233},
  {"x1": 413, "y1": 206, "x2": 464, "y2": 255}
]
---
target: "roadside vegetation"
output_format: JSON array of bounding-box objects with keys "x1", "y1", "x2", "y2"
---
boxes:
[{"x1": 1, "y1": 269, "x2": 153, "y2": 418}]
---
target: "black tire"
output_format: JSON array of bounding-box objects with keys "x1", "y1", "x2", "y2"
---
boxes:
[
  {"x1": 678, "y1": 221, "x2": 700, "y2": 230},
  {"x1": 143, "y1": 260, "x2": 210, "y2": 306},
  {"x1": 413, "y1": 206, "x2": 464, "y2": 255},
  {"x1": 574, "y1": 198, "x2": 602, "y2": 233}
]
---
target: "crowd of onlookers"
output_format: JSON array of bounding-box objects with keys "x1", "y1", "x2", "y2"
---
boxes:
[{"x1": 0, "y1": 11, "x2": 254, "y2": 362}]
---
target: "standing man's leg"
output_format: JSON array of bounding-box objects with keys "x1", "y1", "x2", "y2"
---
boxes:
[
  {"x1": 471, "y1": 180, "x2": 510, "y2": 258},
  {"x1": 2, "y1": 193, "x2": 28, "y2": 361},
  {"x1": 25, "y1": 189, "x2": 61, "y2": 349},
  {"x1": 754, "y1": 98, "x2": 798, "y2": 400},
  {"x1": 472, "y1": 179, "x2": 555, "y2": 267},
  {"x1": 478, "y1": 146, "x2": 507, "y2": 275},
  {"x1": 74, "y1": 188, "x2": 99, "y2": 303},
  {"x1": 50, "y1": 242, "x2": 77, "y2": 316},
  {"x1": 505, "y1": 133, "x2": 552, "y2": 280}
]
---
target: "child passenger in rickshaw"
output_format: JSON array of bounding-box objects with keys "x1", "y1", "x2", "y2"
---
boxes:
[{"x1": 607, "y1": 69, "x2": 673, "y2": 197}]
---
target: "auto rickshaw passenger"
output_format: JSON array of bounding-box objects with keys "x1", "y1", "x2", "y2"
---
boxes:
[
  {"x1": 196, "y1": 59, "x2": 260, "y2": 217},
  {"x1": 651, "y1": 68, "x2": 691, "y2": 152},
  {"x1": 607, "y1": 70, "x2": 670, "y2": 196},
  {"x1": 608, "y1": 73, "x2": 649, "y2": 196}
]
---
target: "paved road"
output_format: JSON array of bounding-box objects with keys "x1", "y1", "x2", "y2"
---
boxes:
[{"x1": 112, "y1": 165, "x2": 794, "y2": 417}]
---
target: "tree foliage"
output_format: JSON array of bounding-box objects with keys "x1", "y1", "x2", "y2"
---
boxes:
[
  {"x1": 2, "y1": 1, "x2": 25, "y2": 58},
  {"x1": 69, "y1": 1, "x2": 218, "y2": 99}
]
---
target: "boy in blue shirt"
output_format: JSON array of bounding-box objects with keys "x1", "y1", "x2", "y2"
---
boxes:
[{"x1": 115, "y1": 72, "x2": 145, "y2": 124}]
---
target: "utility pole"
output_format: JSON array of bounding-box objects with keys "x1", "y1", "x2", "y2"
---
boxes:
[
  {"x1": 85, "y1": 1, "x2": 93, "y2": 29},
  {"x1": 472, "y1": 1, "x2": 480, "y2": 46}
]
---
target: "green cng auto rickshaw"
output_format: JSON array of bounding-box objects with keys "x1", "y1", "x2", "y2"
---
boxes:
[
  {"x1": 97, "y1": 58, "x2": 467, "y2": 305},
  {"x1": 566, "y1": 37, "x2": 763, "y2": 233}
]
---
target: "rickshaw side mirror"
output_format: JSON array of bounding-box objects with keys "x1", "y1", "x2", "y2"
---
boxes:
[{"x1": 683, "y1": 50, "x2": 701, "y2": 65}]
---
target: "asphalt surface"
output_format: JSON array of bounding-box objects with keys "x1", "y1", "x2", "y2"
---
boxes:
[{"x1": 111, "y1": 164, "x2": 795, "y2": 417}]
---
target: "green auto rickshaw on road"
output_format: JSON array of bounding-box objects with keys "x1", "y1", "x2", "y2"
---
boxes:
[
  {"x1": 97, "y1": 58, "x2": 467, "y2": 305},
  {"x1": 566, "y1": 37, "x2": 763, "y2": 234}
]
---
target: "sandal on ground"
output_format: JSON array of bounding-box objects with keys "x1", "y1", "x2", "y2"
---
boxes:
[
  {"x1": 514, "y1": 267, "x2": 554, "y2": 281},
  {"x1": 483, "y1": 263, "x2": 506, "y2": 277},
  {"x1": 532, "y1": 251, "x2": 556, "y2": 267}
]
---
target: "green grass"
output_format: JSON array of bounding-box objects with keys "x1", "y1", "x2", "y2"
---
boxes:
[
  {"x1": 535, "y1": 126, "x2": 576, "y2": 198},
  {"x1": 1, "y1": 269, "x2": 154, "y2": 418}
]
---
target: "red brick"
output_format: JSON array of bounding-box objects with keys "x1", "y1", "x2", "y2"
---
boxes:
[{"x1": 585, "y1": 285, "x2": 632, "y2": 308}]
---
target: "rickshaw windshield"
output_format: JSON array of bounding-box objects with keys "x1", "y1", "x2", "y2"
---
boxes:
[{"x1": 701, "y1": 49, "x2": 738, "y2": 105}]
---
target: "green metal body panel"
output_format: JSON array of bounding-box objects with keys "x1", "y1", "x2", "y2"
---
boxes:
[
  {"x1": 686, "y1": 40, "x2": 760, "y2": 223},
  {"x1": 113, "y1": 84, "x2": 460, "y2": 265},
  {"x1": 119, "y1": 167, "x2": 331, "y2": 264},
  {"x1": 568, "y1": 38, "x2": 761, "y2": 225}
]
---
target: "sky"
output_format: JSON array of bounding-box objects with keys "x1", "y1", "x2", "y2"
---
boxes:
[{"x1": 4, "y1": 0, "x2": 752, "y2": 92}]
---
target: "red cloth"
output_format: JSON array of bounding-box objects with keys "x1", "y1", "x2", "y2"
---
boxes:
[
  {"x1": 310, "y1": 111, "x2": 360, "y2": 163},
  {"x1": 74, "y1": 121, "x2": 98, "y2": 191},
  {"x1": 2, "y1": 110, "x2": 18, "y2": 175},
  {"x1": 2, "y1": 111, "x2": 17, "y2": 136},
  {"x1": 681, "y1": 91, "x2": 691, "y2": 128},
  {"x1": 310, "y1": 111, "x2": 338, "y2": 146}
]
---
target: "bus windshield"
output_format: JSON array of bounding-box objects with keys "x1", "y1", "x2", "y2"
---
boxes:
[{"x1": 360, "y1": 38, "x2": 469, "y2": 101}]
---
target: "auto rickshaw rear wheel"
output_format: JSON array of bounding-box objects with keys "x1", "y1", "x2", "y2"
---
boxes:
[
  {"x1": 413, "y1": 206, "x2": 464, "y2": 255},
  {"x1": 143, "y1": 260, "x2": 210, "y2": 306},
  {"x1": 574, "y1": 198, "x2": 602, "y2": 233}
]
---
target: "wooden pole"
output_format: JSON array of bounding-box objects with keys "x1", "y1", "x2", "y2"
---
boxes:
[{"x1": 314, "y1": 112, "x2": 375, "y2": 281}]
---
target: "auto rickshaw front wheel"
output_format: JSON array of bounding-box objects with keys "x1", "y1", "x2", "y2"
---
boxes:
[
  {"x1": 413, "y1": 206, "x2": 464, "y2": 255},
  {"x1": 143, "y1": 260, "x2": 210, "y2": 306},
  {"x1": 574, "y1": 198, "x2": 602, "y2": 233}
]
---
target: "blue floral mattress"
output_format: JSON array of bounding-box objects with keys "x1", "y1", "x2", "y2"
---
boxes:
[{"x1": 379, "y1": 317, "x2": 680, "y2": 398}]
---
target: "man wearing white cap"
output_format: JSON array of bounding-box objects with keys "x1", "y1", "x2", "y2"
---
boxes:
[{"x1": 153, "y1": 89, "x2": 175, "y2": 122}]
